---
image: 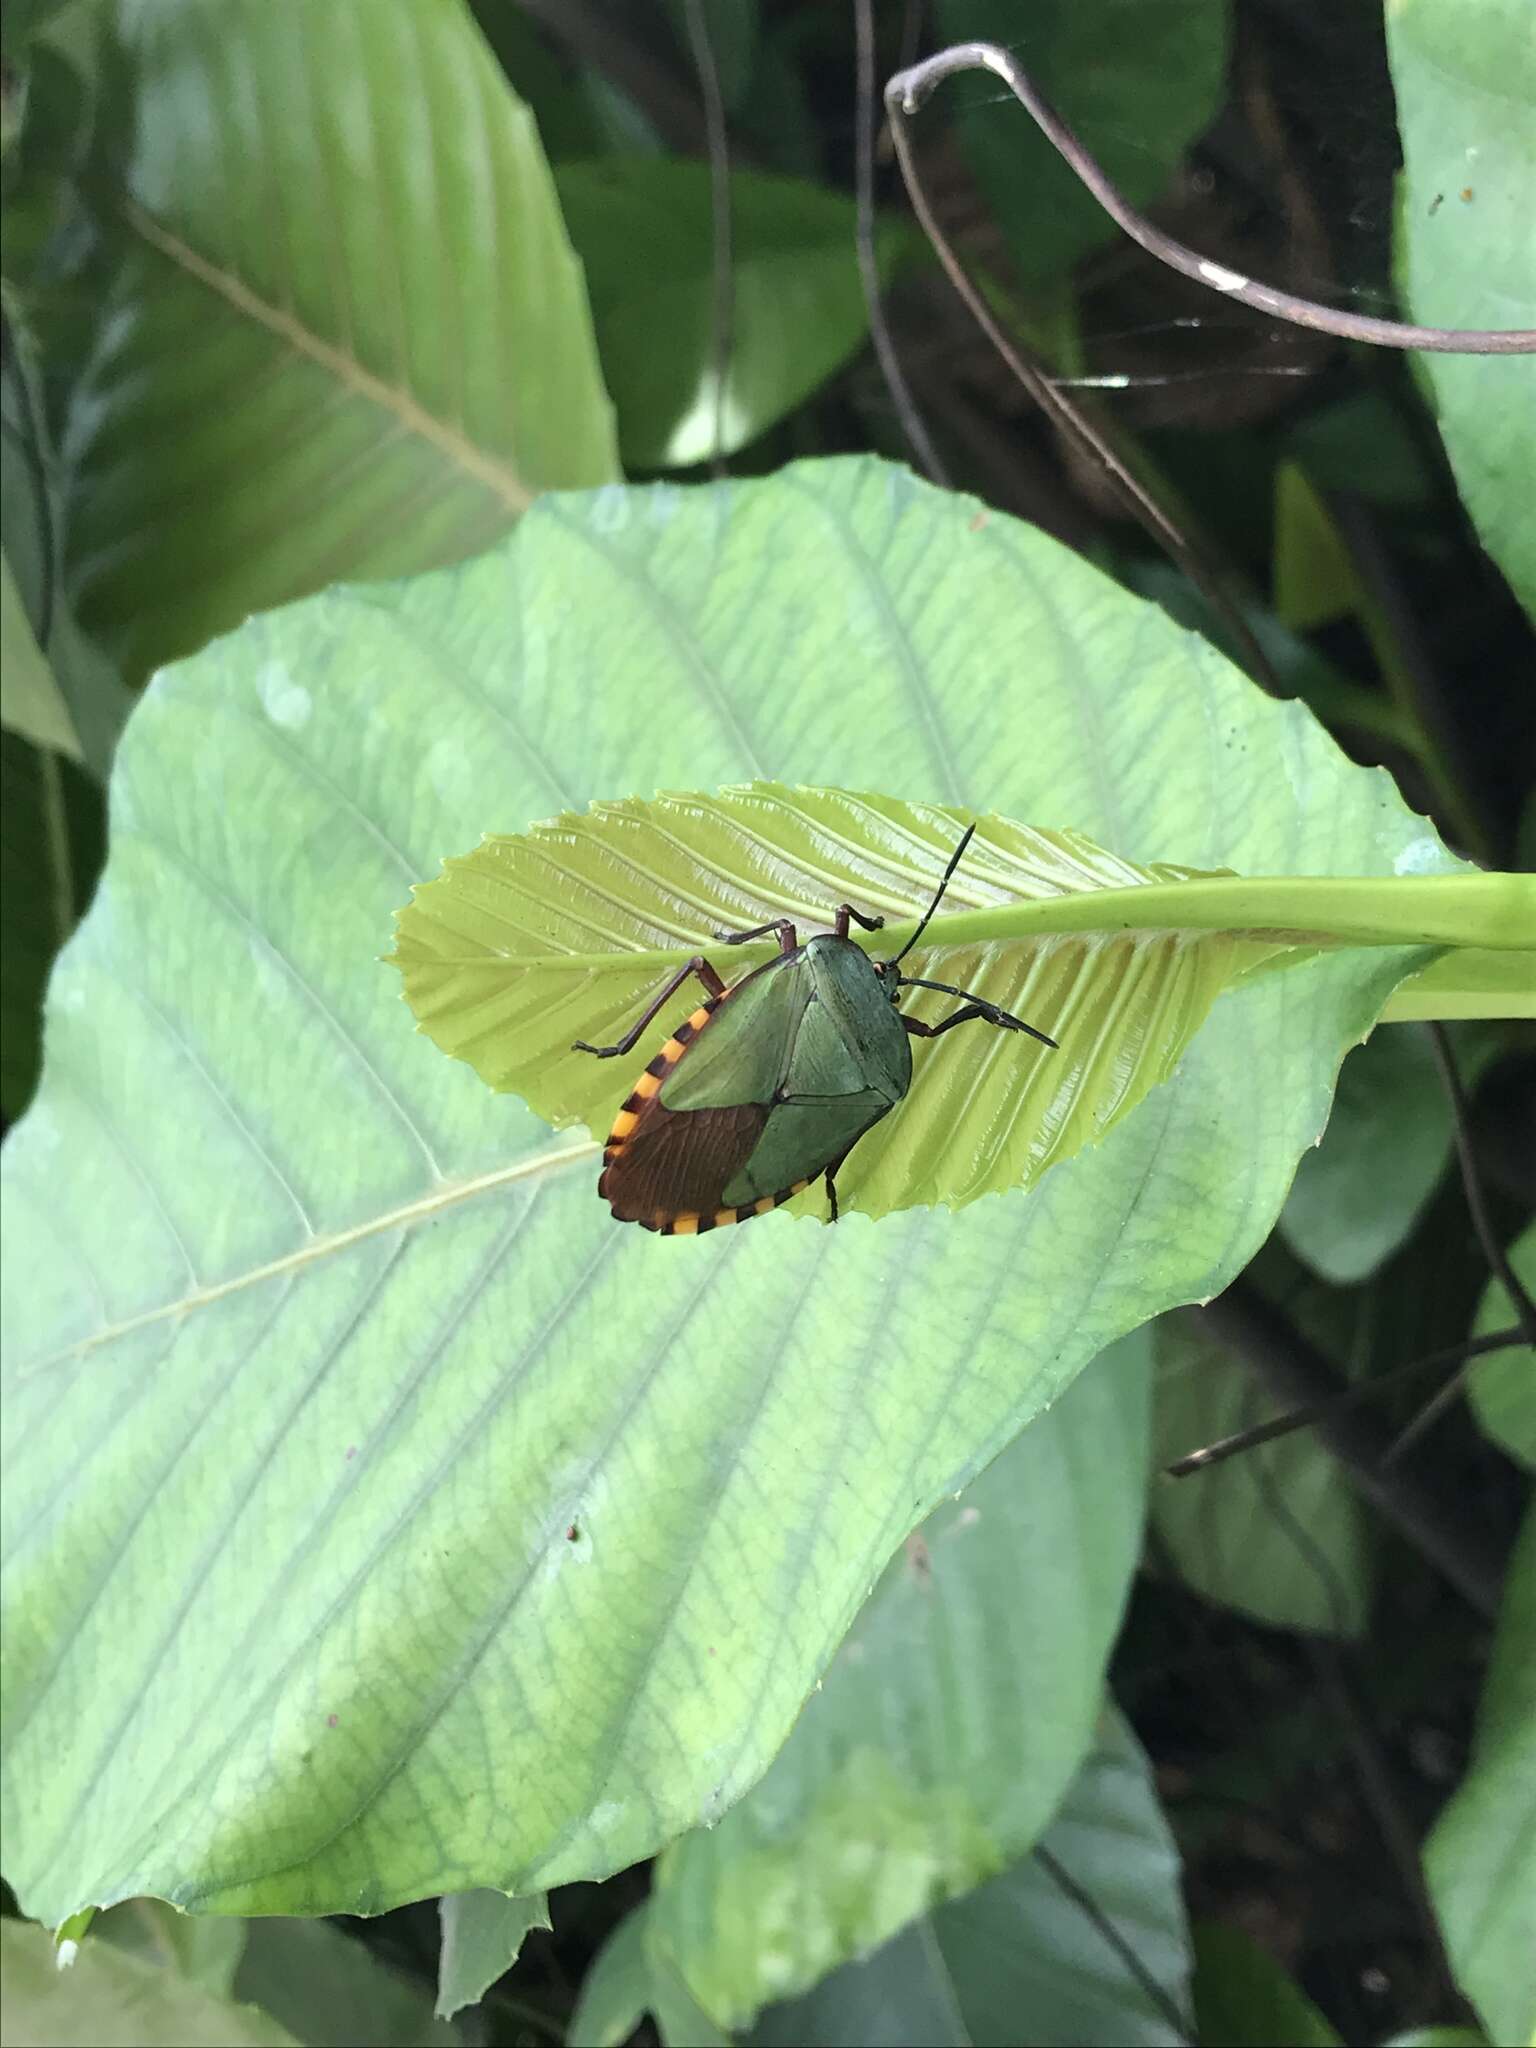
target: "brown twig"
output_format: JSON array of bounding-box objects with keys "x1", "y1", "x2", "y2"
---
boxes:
[
  {"x1": 681, "y1": 0, "x2": 733, "y2": 477},
  {"x1": 1166, "y1": 1326, "x2": 1528, "y2": 1475},
  {"x1": 886, "y1": 43, "x2": 1536, "y2": 354},
  {"x1": 852, "y1": 0, "x2": 948, "y2": 483},
  {"x1": 882, "y1": 64, "x2": 1285, "y2": 696},
  {"x1": 1428, "y1": 1024, "x2": 1536, "y2": 1347}
]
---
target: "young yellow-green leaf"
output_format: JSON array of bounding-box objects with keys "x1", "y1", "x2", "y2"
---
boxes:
[{"x1": 393, "y1": 785, "x2": 1248, "y2": 1220}]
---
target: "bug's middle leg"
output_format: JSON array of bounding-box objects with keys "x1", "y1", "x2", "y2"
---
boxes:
[
  {"x1": 572, "y1": 956, "x2": 728, "y2": 1058},
  {"x1": 831, "y1": 903, "x2": 884, "y2": 939},
  {"x1": 712, "y1": 918, "x2": 799, "y2": 953}
]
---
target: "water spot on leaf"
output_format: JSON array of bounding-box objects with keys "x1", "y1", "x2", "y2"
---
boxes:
[{"x1": 257, "y1": 661, "x2": 311, "y2": 730}]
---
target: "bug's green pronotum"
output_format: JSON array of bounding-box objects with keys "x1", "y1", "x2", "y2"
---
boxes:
[{"x1": 573, "y1": 826, "x2": 1057, "y2": 1232}]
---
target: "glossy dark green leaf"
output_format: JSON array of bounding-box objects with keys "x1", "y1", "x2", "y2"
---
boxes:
[
  {"x1": 1466, "y1": 1222, "x2": 1536, "y2": 1470},
  {"x1": 936, "y1": 0, "x2": 1230, "y2": 288},
  {"x1": 568, "y1": 1907, "x2": 653, "y2": 2048},
  {"x1": 750, "y1": 1709, "x2": 1191, "y2": 2048},
  {"x1": 435, "y1": 1888, "x2": 550, "y2": 2021},
  {"x1": 1278, "y1": 1025, "x2": 1493, "y2": 1286},
  {"x1": 1189, "y1": 1922, "x2": 1340, "y2": 2047},
  {"x1": 1424, "y1": 1499, "x2": 1536, "y2": 2046},
  {"x1": 0, "y1": 1917, "x2": 296, "y2": 2048},
  {"x1": 555, "y1": 159, "x2": 887, "y2": 468},
  {"x1": 1151, "y1": 1250, "x2": 1374, "y2": 1638},
  {"x1": 0, "y1": 308, "x2": 131, "y2": 779},
  {"x1": 0, "y1": 727, "x2": 104, "y2": 1122},
  {"x1": 232, "y1": 1919, "x2": 455, "y2": 2048},
  {"x1": 18, "y1": 0, "x2": 617, "y2": 681}
]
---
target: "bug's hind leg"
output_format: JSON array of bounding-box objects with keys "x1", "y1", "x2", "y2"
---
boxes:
[
  {"x1": 823, "y1": 1151, "x2": 853, "y2": 1224},
  {"x1": 572, "y1": 955, "x2": 727, "y2": 1058}
]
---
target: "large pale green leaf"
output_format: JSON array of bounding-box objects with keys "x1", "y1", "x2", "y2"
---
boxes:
[
  {"x1": 19, "y1": 0, "x2": 616, "y2": 681},
  {"x1": 554, "y1": 160, "x2": 881, "y2": 470},
  {"x1": 1467, "y1": 1222, "x2": 1536, "y2": 1470},
  {"x1": 435, "y1": 1887, "x2": 550, "y2": 2021},
  {"x1": 1151, "y1": 1250, "x2": 1375, "y2": 1637},
  {"x1": 1387, "y1": 0, "x2": 1536, "y2": 617},
  {"x1": 648, "y1": 1336, "x2": 1150, "y2": 2025},
  {"x1": 749, "y1": 1708, "x2": 1191, "y2": 2048},
  {"x1": 395, "y1": 787, "x2": 1251, "y2": 1222},
  {"x1": 936, "y1": 0, "x2": 1229, "y2": 289},
  {"x1": 0, "y1": 458, "x2": 1471, "y2": 1931},
  {"x1": 0, "y1": 1917, "x2": 296, "y2": 2048},
  {"x1": 1425, "y1": 1499, "x2": 1536, "y2": 2047}
]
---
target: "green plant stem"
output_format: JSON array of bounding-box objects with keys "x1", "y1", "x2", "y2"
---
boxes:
[
  {"x1": 482, "y1": 873, "x2": 1536, "y2": 973},
  {"x1": 1378, "y1": 948, "x2": 1536, "y2": 1022}
]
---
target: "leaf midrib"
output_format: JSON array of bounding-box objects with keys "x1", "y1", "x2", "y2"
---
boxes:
[
  {"x1": 120, "y1": 198, "x2": 534, "y2": 513},
  {"x1": 397, "y1": 871, "x2": 1530, "y2": 971},
  {"x1": 8, "y1": 1141, "x2": 597, "y2": 1378}
]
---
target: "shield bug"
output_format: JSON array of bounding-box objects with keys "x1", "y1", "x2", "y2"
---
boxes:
[{"x1": 572, "y1": 825, "x2": 1057, "y2": 1233}]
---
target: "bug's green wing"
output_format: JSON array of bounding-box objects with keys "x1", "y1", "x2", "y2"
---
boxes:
[
  {"x1": 661, "y1": 956, "x2": 819, "y2": 1110},
  {"x1": 721, "y1": 1090, "x2": 895, "y2": 1207},
  {"x1": 657, "y1": 937, "x2": 910, "y2": 1208}
]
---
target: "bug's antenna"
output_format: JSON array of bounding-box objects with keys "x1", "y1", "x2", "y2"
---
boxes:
[{"x1": 891, "y1": 824, "x2": 976, "y2": 969}]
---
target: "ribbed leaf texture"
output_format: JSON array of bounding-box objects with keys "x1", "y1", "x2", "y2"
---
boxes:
[
  {"x1": 25, "y1": 0, "x2": 617, "y2": 678},
  {"x1": 393, "y1": 784, "x2": 1246, "y2": 1219}
]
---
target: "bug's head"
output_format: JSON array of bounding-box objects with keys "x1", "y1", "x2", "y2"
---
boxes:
[{"x1": 874, "y1": 955, "x2": 904, "y2": 1002}]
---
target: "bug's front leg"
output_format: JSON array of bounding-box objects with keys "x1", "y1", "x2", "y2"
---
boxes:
[
  {"x1": 572, "y1": 956, "x2": 728, "y2": 1058},
  {"x1": 902, "y1": 1003, "x2": 1058, "y2": 1048}
]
